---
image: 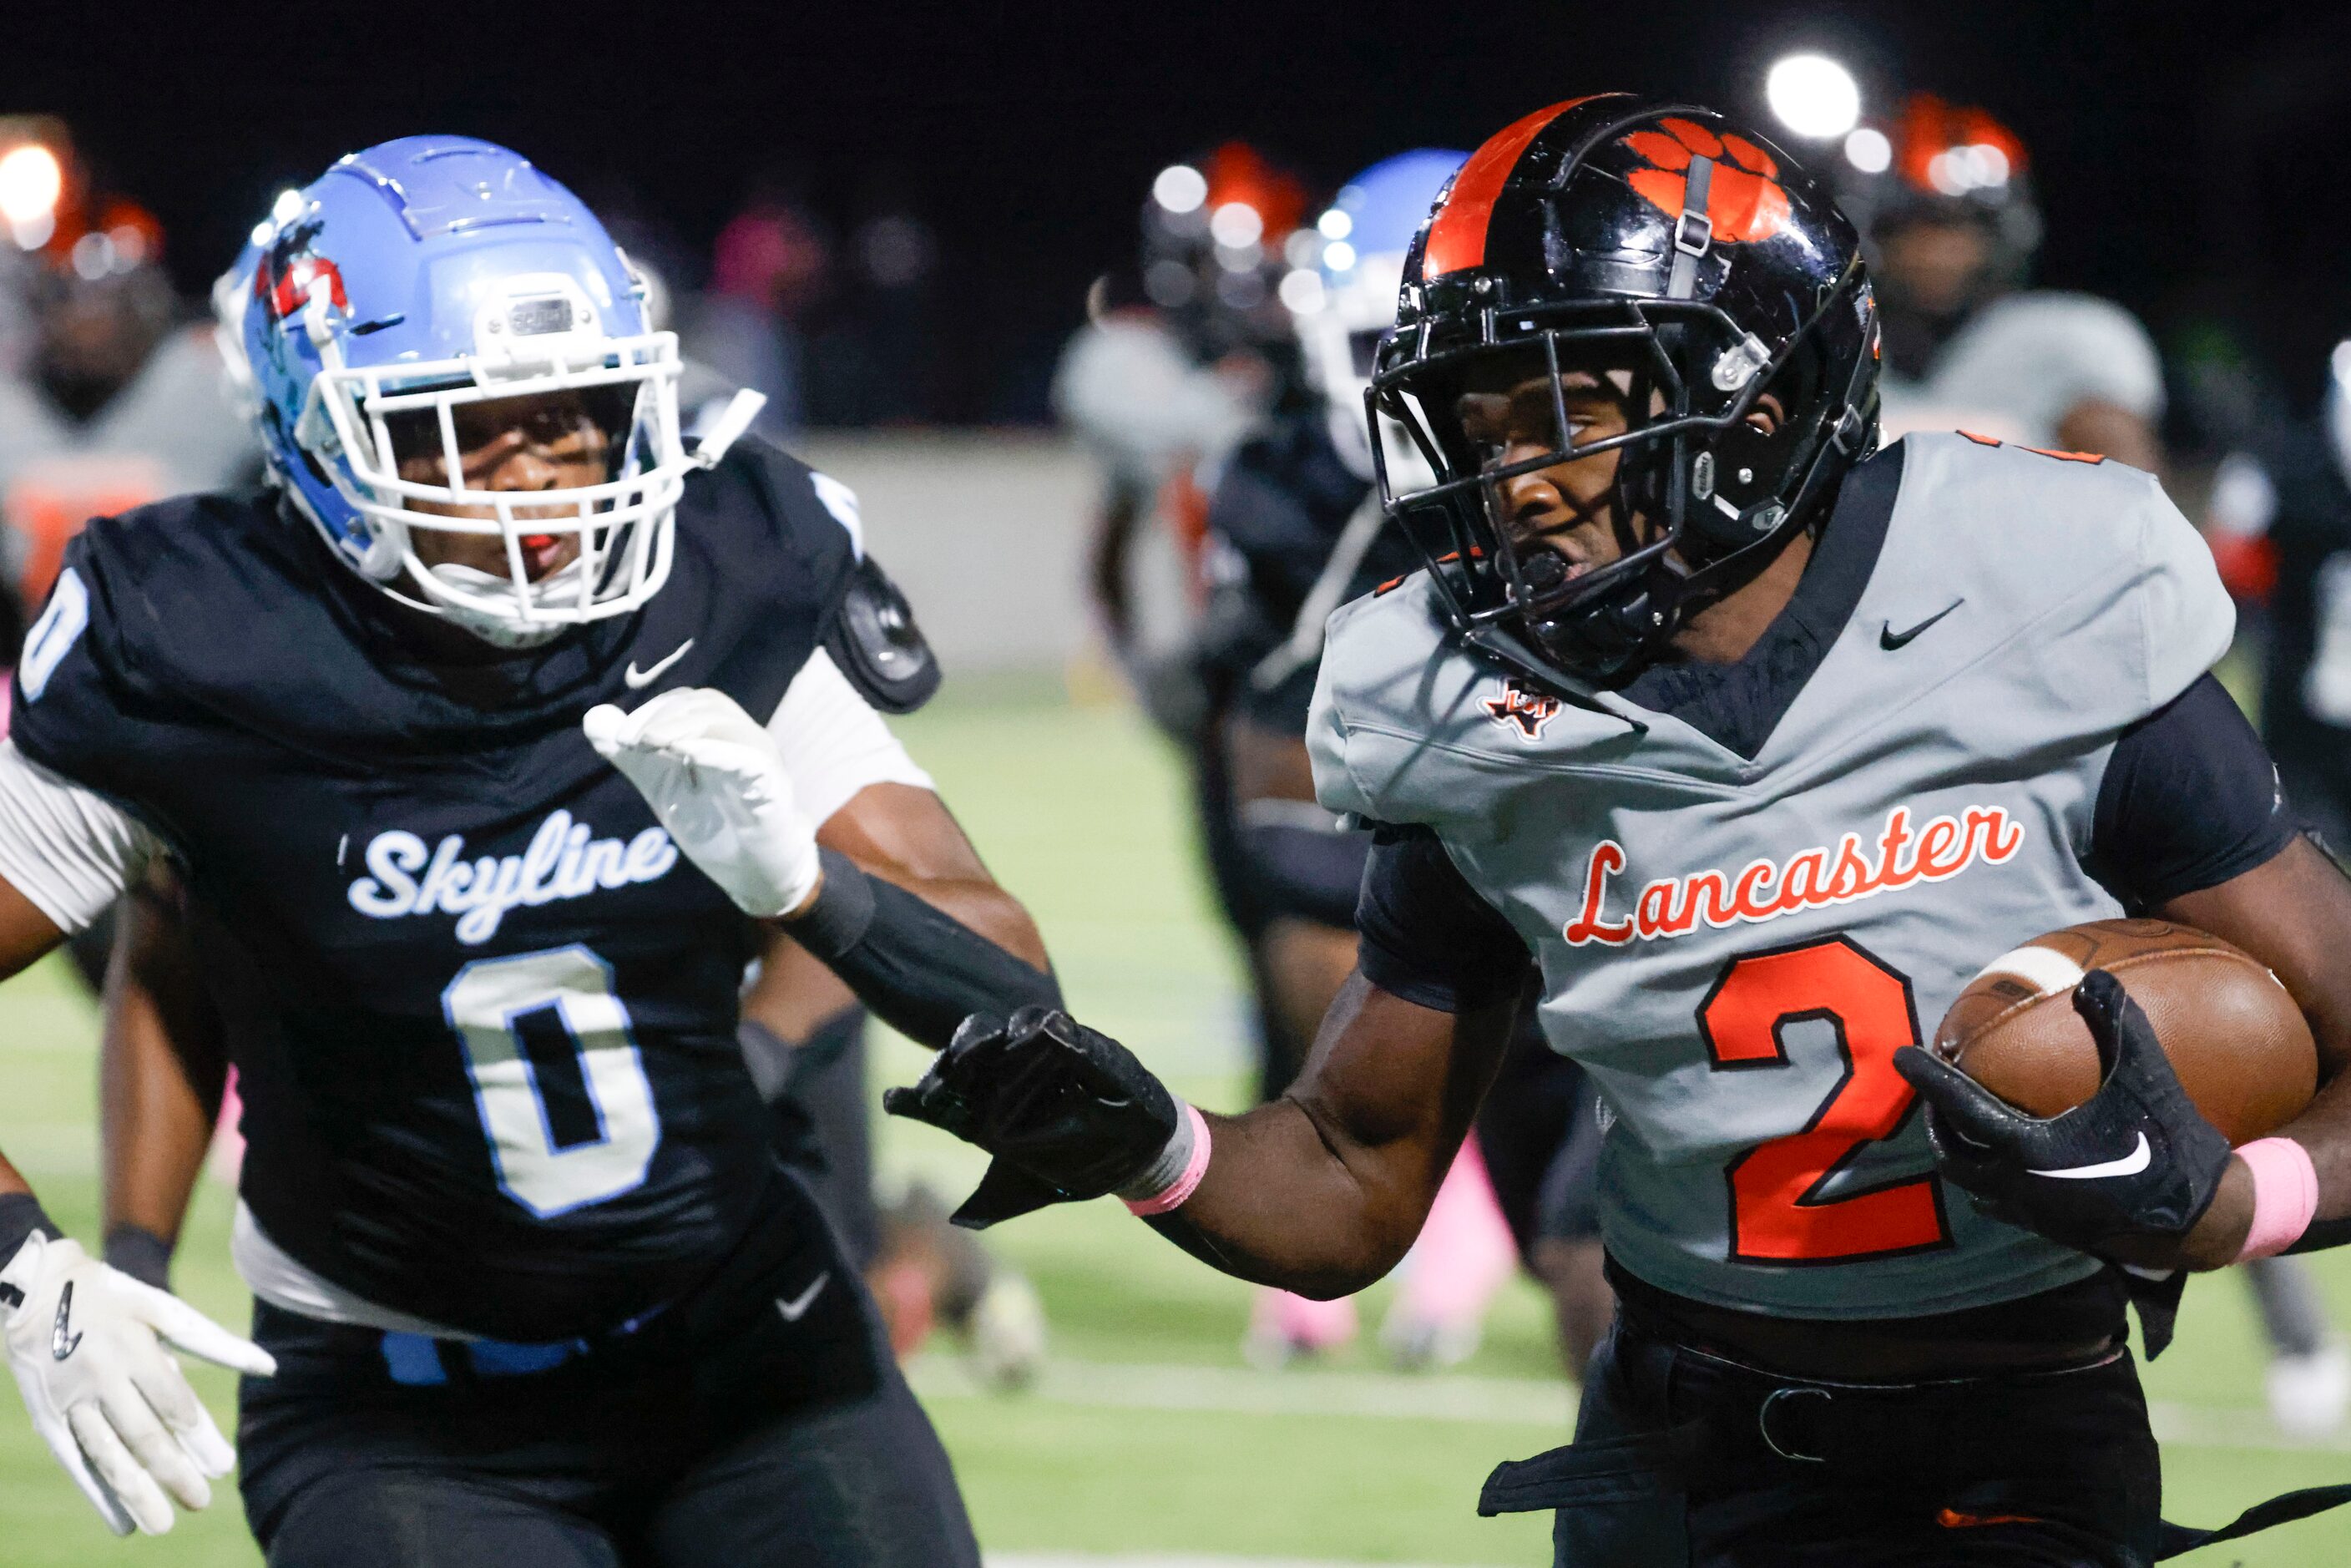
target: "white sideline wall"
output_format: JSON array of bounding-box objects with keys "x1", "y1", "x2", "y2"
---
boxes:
[{"x1": 794, "y1": 431, "x2": 1196, "y2": 680}]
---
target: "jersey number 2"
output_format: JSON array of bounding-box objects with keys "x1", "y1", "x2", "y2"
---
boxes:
[
  {"x1": 442, "y1": 946, "x2": 662, "y2": 1218},
  {"x1": 1696, "y1": 936, "x2": 1949, "y2": 1264}
]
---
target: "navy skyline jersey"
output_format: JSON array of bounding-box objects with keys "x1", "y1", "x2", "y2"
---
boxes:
[
  {"x1": 13, "y1": 442, "x2": 857, "y2": 1341},
  {"x1": 1197, "y1": 411, "x2": 1418, "y2": 733}
]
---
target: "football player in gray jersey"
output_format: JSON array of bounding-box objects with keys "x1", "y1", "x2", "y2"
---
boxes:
[
  {"x1": 865, "y1": 97, "x2": 2351, "y2": 1564},
  {"x1": 1835, "y1": 93, "x2": 2164, "y2": 470}
]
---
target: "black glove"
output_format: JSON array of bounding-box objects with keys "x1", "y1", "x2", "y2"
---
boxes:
[
  {"x1": 1893, "y1": 969, "x2": 2233, "y2": 1261},
  {"x1": 882, "y1": 1006, "x2": 1181, "y2": 1230}
]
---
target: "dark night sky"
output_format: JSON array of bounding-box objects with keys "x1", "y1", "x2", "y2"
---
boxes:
[{"x1": 5, "y1": 0, "x2": 2343, "y2": 422}]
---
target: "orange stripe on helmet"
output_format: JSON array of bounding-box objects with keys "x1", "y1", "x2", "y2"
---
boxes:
[
  {"x1": 1423, "y1": 97, "x2": 1601, "y2": 277},
  {"x1": 1937, "y1": 1508, "x2": 2047, "y2": 1530}
]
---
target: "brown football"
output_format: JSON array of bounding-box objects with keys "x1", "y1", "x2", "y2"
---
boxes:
[{"x1": 1932, "y1": 918, "x2": 2317, "y2": 1145}]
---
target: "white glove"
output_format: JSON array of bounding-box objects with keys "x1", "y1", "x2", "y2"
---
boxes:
[
  {"x1": 2, "y1": 1232, "x2": 276, "y2": 1536},
  {"x1": 584, "y1": 687, "x2": 823, "y2": 919}
]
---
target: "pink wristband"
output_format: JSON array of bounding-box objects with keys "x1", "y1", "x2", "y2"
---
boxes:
[
  {"x1": 2233, "y1": 1137, "x2": 2319, "y2": 1262},
  {"x1": 1125, "y1": 1104, "x2": 1212, "y2": 1216}
]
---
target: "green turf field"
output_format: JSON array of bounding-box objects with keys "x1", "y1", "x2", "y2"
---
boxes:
[{"x1": 1, "y1": 685, "x2": 2347, "y2": 1565}]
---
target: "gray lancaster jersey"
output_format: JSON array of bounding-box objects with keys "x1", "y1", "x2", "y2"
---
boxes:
[{"x1": 1307, "y1": 431, "x2": 2233, "y2": 1319}]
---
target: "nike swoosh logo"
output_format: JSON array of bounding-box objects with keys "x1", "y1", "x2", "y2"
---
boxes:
[
  {"x1": 624, "y1": 639, "x2": 694, "y2": 689},
  {"x1": 775, "y1": 1271, "x2": 832, "y2": 1323},
  {"x1": 1879, "y1": 600, "x2": 1963, "y2": 650},
  {"x1": 52, "y1": 1281, "x2": 82, "y2": 1361},
  {"x1": 2030, "y1": 1131, "x2": 2151, "y2": 1181}
]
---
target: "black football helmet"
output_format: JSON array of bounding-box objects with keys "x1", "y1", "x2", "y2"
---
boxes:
[{"x1": 1368, "y1": 94, "x2": 1880, "y2": 691}]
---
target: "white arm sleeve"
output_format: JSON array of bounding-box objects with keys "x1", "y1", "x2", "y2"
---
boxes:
[
  {"x1": 0, "y1": 741, "x2": 158, "y2": 933},
  {"x1": 765, "y1": 649, "x2": 936, "y2": 827}
]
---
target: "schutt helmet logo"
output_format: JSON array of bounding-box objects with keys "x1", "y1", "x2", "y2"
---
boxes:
[
  {"x1": 1484, "y1": 678, "x2": 1564, "y2": 741},
  {"x1": 1622, "y1": 118, "x2": 1791, "y2": 246}
]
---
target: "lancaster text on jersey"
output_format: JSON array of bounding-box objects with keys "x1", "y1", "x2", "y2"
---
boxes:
[{"x1": 1562, "y1": 802, "x2": 2026, "y2": 947}]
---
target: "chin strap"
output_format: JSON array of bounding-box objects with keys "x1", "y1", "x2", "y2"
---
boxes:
[
  {"x1": 1665, "y1": 154, "x2": 1716, "y2": 301},
  {"x1": 692, "y1": 389, "x2": 766, "y2": 468}
]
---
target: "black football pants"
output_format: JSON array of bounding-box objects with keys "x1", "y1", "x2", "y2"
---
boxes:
[
  {"x1": 236, "y1": 1173, "x2": 978, "y2": 1568},
  {"x1": 1487, "y1": 1310, "x2": 2164, "y2": 1566}
]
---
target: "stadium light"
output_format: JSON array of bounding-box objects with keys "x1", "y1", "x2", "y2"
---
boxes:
[
  {"x1": 1843, "y1": 127, "x2": 1892, "y2": 174},
  {"x1": 1209, "y1": 200, "x2": 1263, "y2": 249},
  {"x1": 1151, "y1": 164, "x2": 1207, "y2": 215},
  {"x1": 1766, "y1": 54, "x2": 1862, "y2": 141},
  {"x1": 0, "y1": 143, "x2": 63, "y2": 235}
]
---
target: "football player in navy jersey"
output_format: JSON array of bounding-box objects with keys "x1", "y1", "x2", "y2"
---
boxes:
[
  {"x1": 862, "y1": 98, "x2": 2351, "y2": 1564},
  {"x1": 0, "y1": 137, "x2": 1065, "y2": 1565}
]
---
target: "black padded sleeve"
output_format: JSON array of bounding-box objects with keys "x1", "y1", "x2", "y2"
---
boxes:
[
  {"x1": 2087, "y1": 674, "x2": 2296, "y2": 911},
  {"x1": 786, "y1": 849, "x2": 1061, "y2": 1048},
  {"x1": 1240, "y1": 810, "x2": 1372, "y2": 930},
  {"x1": 1354, "y1": 822, "x2": 1532, "y2": 1013},
  {"x1": 102, "y1": 1224, "x2": 174, "y2": 1292},
  {"x1": 0, "y1": 1194, "x2": 62, "y2": 1281}
]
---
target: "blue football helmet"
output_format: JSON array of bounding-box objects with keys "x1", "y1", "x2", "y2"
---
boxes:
[
  {"x1": 1289, "y1": 149, "x2": 1468, "y2": 480},
  {"x1": 216, "y1": 136, "x2": 756, "y2": 645}
]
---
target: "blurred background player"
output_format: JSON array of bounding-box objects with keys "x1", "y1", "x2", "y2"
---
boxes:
[
  {"x1": 1838, "y1": 94, "x2": 2161, "y2": 468},
  {"x1": 1833, "y1": 85, "x2": 2348, "y2": 1439},
  {"x1": 1054, "y1": 144, "x2": 1330, "y2": 1356},
  {"x1": 0, "y1": 118, "x2": 255, "y2": 998},
  {"x1": 1197, "y1": 150, "x2": 1612, "y2": 1371},
  {"x1": 680, "y1": 179, "x2": 829, "y2": 443},
  {"x1": 1053, "y1": 142, "x2": 1307, "y2": 735},
  {"x1": 0, "y1": 119, "x2": 257, "y2": 628}
]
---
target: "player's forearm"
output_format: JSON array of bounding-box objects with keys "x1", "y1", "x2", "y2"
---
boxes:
[
  {"x1": 1145, "y1": 1096, "x2": 1430, "y2": 1297},
  {"x1": 2273, "y1": 1066, "x2": 2351, "y2": 1254},
  {"x1": 0, "y1": 877, "x2": 66, "y2": 984},
  {"x1": 99, "y1": 989, "x2": 220, "y2": 1254},
  {"x1": 1150, "y1": 977, "x2": 1511, "y2": 1295},
  {"x1": 2161, "y1": 839, "x2": 2351, "y2": 1260},
  {"x1": 0, "y1": 1164, "x2": 60, "y2": 1270},
  {"x1": 0, "y1": 888, "x2": 68, "y2": 1219},
  {"x1": 781, "y1": 849, "x2": 1060, "y2": 1050},
  {"x1": 2172, "y1": 1074, "x2": 2351, "y2": 1267},
  {"x1": 99, "y1": 871, "x2": 230, "y2": 1271},
  {"x1": 875, "y1": 872, "x2": 1049, "y2": 972}
]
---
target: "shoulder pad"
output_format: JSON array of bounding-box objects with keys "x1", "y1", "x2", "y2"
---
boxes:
[{"x1": 824, "y1": 554, "x2": 941, "y2": 714}]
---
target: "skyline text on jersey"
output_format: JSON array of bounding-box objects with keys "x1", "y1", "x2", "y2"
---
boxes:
[
  {"x1": 346, "y1": 810, "x2": 680, "y2": 944},
  {"x1": 1562, "y1": 802, "x2": 2025, "y2": 947}
]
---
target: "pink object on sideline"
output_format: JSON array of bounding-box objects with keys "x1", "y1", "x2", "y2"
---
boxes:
[
  {"x1": 1255, "y1": 1286, "x2": 1358, "y2": 1352},
  {"x1": 1397, "y1": 1136, "x2": 1518, "y2": 1328},
  {"x1": 2235, "y1": 1136, "x2": 2319, "y2": 1262},
  {"x1": 208, "y1": 1066, "x2": 245, "y2": 1187}
]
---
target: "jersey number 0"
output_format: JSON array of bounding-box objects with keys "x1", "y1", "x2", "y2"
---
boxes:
[
  {"x1": 442, "y1": 946, "x2": 663, "y2": 1218},
  {"x1": 1696, "y1": 936, "x2": 1950, "y2": 1264}
]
